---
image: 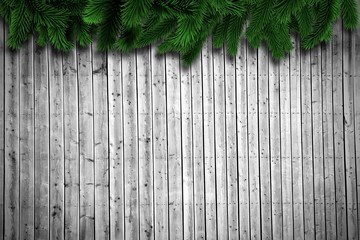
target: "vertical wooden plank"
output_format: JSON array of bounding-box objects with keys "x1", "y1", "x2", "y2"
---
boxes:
[
  {"x1": 269, "y1": 56, "x2": 282, "y2": 240},
  {"x1": 354, "y1": 10, "x2": 360, "y2": 239},
  {"x1": 0, "y1": 19, "x2": 4, "y2": 240},
  {"x1": 137, "y1": 46, "x2": 154, "y2": 240},
  {"x1": 166, "y1": 53, "x2": 183, "y2": 240},
  {"x1": 34, "y1": 40, "x2": 49, "y2": 240},
  {"x1": 92, "y1": 45, "x2": 110, "y2": 240},
  {"x1": 78, "y1": 45, "x2": 95, "y2": 240},
  {"x1": 224, "y1": 51, "x2": 239, "y2": 239},
  {"x1": 122, "y1": 51, "x2": 139, "y2": 240},
  {"x1": 19, "y1": 38, "x2": 34, "y2": 240},
  {"x1": 151, "y1": 45, "x2": 168, "y2": 240},
  {"x1": 108, "y1": 51, "x2": 125, "y2": 240},
  {"x1": 63, "y1": 48, "x2": 79, "y2": 240},
  {"x1": 181, "y1": 58, "x2": 194, "y2": 240},
  {"x1": 4, "y1": 25, "x2": 20, "y2": 240},
  {"x1": 236, "y1": 39, "x2": 250, "y2": 239},
  {"x1": 192, "y1": 51, "x2": 206, "y2": 239},
  {"x1": 321, "y1": 32, "x2": 336, "y2": 240},
  {"x1": 279, "y1": 54, "x2": 293, "y2": 240},
  {"x1": 49, "y1": 47, "x2": 64, "y2": 240},
  {"x1": 290, "y1": 36, "x2": 304, "y2": 240},
  {"x1": 247, "y1": 45, "x2": 261, "y2": 240},
  {"x1": 333, "y1": 20, "x2": 347, "y2": 239},
  {"x1": 213, "y1": 46, "x2": 228, "y2": 239},
  {"x1": 311, "y1": 45, "x2": 326, "y2": 239},
  {"x1": 258, "y1": 46, "x2": 272, "y2": 240},
  {"x1": 202, "y1": 38, "x2": 217, "y2": 240},
  {"x1": 343, "y1": 26, "x2": 358, "y2": 240},
  {"x1": 301, "y1": 47, "x2": 315, "y2": 240}
]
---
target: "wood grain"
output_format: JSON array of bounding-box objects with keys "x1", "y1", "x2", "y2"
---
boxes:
[
  {"x1": 63, "y1": 48, "x2": 79, "y2": 240},
  {"x1": 19, "y1": 37, "x2": 34, "y2": 240},
  {"x1": 333, "y1": 20, "x2": 347, "y2": 240},
  {"x1": 0, "y1": 18, "x2": 4, "y2": 240},
  {"x1": 236, "y1": 39, "x2": 250, "y2": 240},
  {"x1": 78, "y1": 45, "x2": 95, "y2": 240},
  {"x1": 122, "y1": 51, "x2": 139, "y2": 240},
  {"x1": 108, "y1": 50, "x2": 125, "y2": 240},
  {"x1": 0, "y1": 22, "x2": 359, "y2": 240},
  {"x1": 192, "y1": 49, "x2": 206, "y2": 240},
  {"x1": 137, "y1": 46, "x2": 154, "y2": 240},
  {"x1": 224, "y1": 50, "x2": 239, "y2": 240},
  {"x1": 34, "y1": 40, "x2": 49, "y2": 240},
  {"x1": 48, "y1": 45, "x2": 64, "y2": 240},
  {"x1": 290, "y1": 35, "x2": 304, "y2": 240},
  {"x1": 151, "y1": 45, "x2": 168, "y2": 240},
  {"x1": 247, "y1": 44, "x2": 261, "y2": 240},
  {"x1": 166, "y1": 52, "x2": 183, "y2": 240},
  {"x1": 4, "y1": 24, "x2": 20, "y2": 240},
  {"x1": 180, "y1": 52, "x2": 194, "y2": 240},
  {"x1": 92, "y1": 43, "x2": 110, "y2": 240},
  {"x1": 202, "y1": 38, "x2": 217, "y2": 240}
]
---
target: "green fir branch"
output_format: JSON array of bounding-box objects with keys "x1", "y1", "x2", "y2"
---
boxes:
[{"x1": 0, "y1": 0, "x2": 358, "y2": 65}]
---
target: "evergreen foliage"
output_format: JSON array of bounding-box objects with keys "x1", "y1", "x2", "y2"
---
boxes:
[{"x1": 0, "y1": 0, "x2": 358, "y2": 65}]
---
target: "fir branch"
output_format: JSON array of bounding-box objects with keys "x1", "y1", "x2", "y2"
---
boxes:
[
  {"x1": 48, "y1": 26, "x2": 74, "y2": 51},
  {"x1": 226, "y1": 14, "x2": 247, "y2": 56},
  {"x1": 7, "y1": 3, "x2": 33, "y2": 50},
  {"x1": 83, "y1": 0, "x2": 114, "y2": 24},
  {"x1": 213, "y1": 15, "x2": 230, "y2": 48},
  {"x1": 0, "y1": 0, "x2": 359, "y2": 64},
  {"x1": 136, "y1": 15, "x2": 177, "y2": 48},
  {"x1": 303, "y1": 0, "x2": 341, "y2": 49},
  {"x1": 295, "y1": 4, "x2": 314, "y2": 37},
  {"x1": 341, "y1": 0, "x2": 359, "y2": 29},
  {"x1": 182, "y1": 14, "x2": 219, "y2": 64},
  {"x1": 121, "y1": 0, "x2": 153, "y2": 27},
  {"x1": 93, "y1": 0, "x2": 122, "y2": 50}
]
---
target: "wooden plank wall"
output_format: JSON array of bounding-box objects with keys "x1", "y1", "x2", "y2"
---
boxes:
[{"x1": 1, "y1": 17, "x2": 360, "y2": 240}]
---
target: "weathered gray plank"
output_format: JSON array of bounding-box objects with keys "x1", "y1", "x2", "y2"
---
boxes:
[
  {"x1": 1, "y1": 20, "x2": 360, "y2": 240},
  {"x1": 269, "y1": 55, "x2": 282, "y2": 240},
  {"x1": 19, "y1": 38, "x2": 34, "y2": 240},
  {"x1": 92, "y1": 44, "x2": 110, "y2": 240},
  {"x1": 0, "y1": 18, "x2": 4, "y2": 240},
  {"x1": 301, "y1": 46, "x2": 315, "y2": 240},
  {"x1": 4, "y1": 25, "x2": 20, "y2": 240},
  {"x1": 236, "y1": 39, "x2": 250, "y2": 240},
  {"x1": 321, "y1": 33, "x2": 336, "y2": 240},
  {"x1": 151, "y1": 45, "x2": 168, "y2": 240},
  {"x1": 78, "y1": 45, "x2": 95, "y2": 240},
  {"x1": 290, "y1": 36, "x2": 304, "y2": 240},
  {"x1": 122, "y1": 51, "x2": 139, "y2": 240},
  {"x1": 213, "y1": 46, "x2": 228, "y2": 239},
  {"x1": 49, "y1": 47, "x2": 64, "y2": 240},
  {"x1": 63, "y1": 47, "x2": 79, "y2": 240},
  {"x1": 333, "y1": 20, "x2": 347, "y2": 239},
  {"x1": 192, "y1": 50, "x2": 206, "y2": 239},
  {"x1": 180, "y1": 56, "x2": 194, "y2": 240},
  {"x1": 34, "y1": 41, "x2": 49, "y2": 240},
  {"x1": 108, "y1": 50, "x2": 125, "y2": 240},
  {"x1": 224, "y1": 51, "x2": 239, "y2": 239},
  {"x1": 247, "y1": 45, "x2": 261, "y2": 240},
  {"x1": 279, "y1": 53, "x2": 293, "y2": 240},
  {"x1": 137, "y1": 46, "x2": 154, "y2": 240},
  {"x1": 258, "y1": 45, "x2": 272, "y2": 240},
  {"x1": 354, "y1": 8, "x2": 360, "y2": 238},
  {"x1": 311, "y1": 45, "x2": 326, "y2": 240},
  {"x1": 202, "y1": 38, "x2": 217, "y2": 240},
  {"x1": 166, "y1": 52, "x2": 183, "y2": 240},
  {"x1": 343, "y1": 26, "x2": 358, "y2": 240}
]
